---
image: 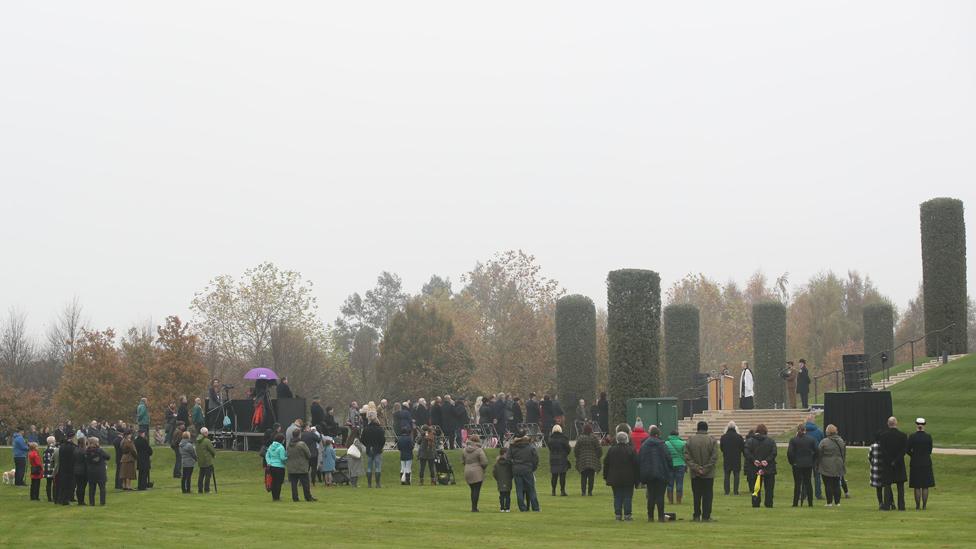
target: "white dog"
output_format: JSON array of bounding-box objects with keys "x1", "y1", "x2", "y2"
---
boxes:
[{"x1": 1, "y1": 469, "x2": 16, "y2": 485}]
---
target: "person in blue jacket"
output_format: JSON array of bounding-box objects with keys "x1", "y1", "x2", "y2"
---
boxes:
[
  {"x1": 12, "y1": 427, "x2": 29, "y2": 486},
  {"x1": 639, "y1": 425, "x2": 674, "y2": 522},
  {"x1": 804, "y1": 415, "x2": 824, "y2": 499},
  {"x1": 397, "y1": 429, "x2": 415, "y2": 485}
]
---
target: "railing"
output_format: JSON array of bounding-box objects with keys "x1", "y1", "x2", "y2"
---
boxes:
[{"x1": 812, "y1": 322, "x2": 956, "y2": 402}]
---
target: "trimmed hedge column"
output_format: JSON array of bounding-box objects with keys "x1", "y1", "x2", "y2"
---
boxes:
[
  {"x1": 920, "y1": 198, "x2": 968, "y2": 355},
  {"x1": 555, "y1": 294, "x2": 597, "y2": 434},
  {"x1": 607, "y1": 269, "x2": 661, "y2": 427},
  {"x1": 664, "y1": 304, "x2": 701, "y2": 397},
  {"x1": 863, "y1": 303, "x2": 895, "y2": 374},
  {"x1": 752, "y1": 301, "x2": 786, "y2": 409}
]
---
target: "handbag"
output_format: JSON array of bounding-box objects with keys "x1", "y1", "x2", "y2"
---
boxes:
[{"x1": 347, "y1": 443, "x2": 361, "y2": 459}]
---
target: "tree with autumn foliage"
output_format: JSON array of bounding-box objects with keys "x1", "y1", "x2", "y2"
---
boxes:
[
  {"x1": 56, "y1": 329, "x2": 139, "y2": 422},
  {"x1": 142, "y1": 316, "x2": 209, "y2": 424}
]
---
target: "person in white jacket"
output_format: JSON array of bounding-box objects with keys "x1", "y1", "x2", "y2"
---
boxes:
[{"x1": 740, "y1": 361, "x2": 755, "y2": 410}]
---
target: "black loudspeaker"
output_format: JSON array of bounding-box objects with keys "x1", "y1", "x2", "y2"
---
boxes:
[
  {"x1": 842, "y1": 354, "x2": 871, "y2": 391},
  {"x1": 274, "y1": 398, "x2": 307, "y2": 428}
]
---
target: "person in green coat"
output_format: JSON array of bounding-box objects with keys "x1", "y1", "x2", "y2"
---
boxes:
[
  {"x1": 684, "y1": 421, "x2": 719, "y2": 522},
  {"x1": 195, "y1": 428, "x2": 216, "y2": 494},
  {"x1": 664, "y1": 430, "x2": 687, "y2": 505},
  {"x1": 136, "y1": 398, "x2": 150, "y2": 435},
  {"x1": 191, "y1": 398, "x2": 205, "y2": 433}
]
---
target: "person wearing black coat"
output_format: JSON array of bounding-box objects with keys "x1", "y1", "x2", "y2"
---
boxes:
[
  {"x1": 361, "y1": 418, "x2": 387, "y2": 488},
  {"x1": 113, "y1": 433, "x2": 124, "y2": 489},
  {"x1": 73, "y1": 437, "x2": 89, "y2": 505},
  {"x1": 85, "y1": 440, "x2": 111, "y2": 506},
  {"x1": 323, "y1": 407, "x2": 341, "y2": 439},
  {"x1": 879, "y1": 417, "x2": 909, "y2": 511},
  {"x1": 453, "y1": 399, "x2": 469, "y2": 448},
  {"x1": 744, "y1": 424, "x2": 777, "y2": 508},
  {"x1": 907, "y1": 418, "x2": 934, "y2": 510},
  {"x1": 796, "y1": 360, "x2": 811, "y2": 409},
  {"x1": 56, "y1": 438, "x2": 76, "y2": 505},
  {"x1": 310, "y1": 399, "x2": 325, "y2": 430},
  {"x1": 412, "y1": 401, "x2": 429, "y2": 429},
  {"x1": 301, "y1": 427, "x2": 322, "y2": 485},
  {"x1": 540, "y1": 396, "x2": 555, "y2": 441},
  {"x1": 431, "y1": 399, "x2": 443, "y2": 431},
  {"x1": 511, "y1": 398, "x2": 523, "y2": 426},
  {"x1": 719, "y1": 422, "x2": 745, "y2": 495},
  {"x1": 525, "y1": 393, "x2": 540, "y2": 425},
  {"x1": 638, "y1": 426, "x2": 673, "y2": 522},
  {"x1": 276, "y1": 377, "x2": 293, "y2": 399},
  {"x1": 786, "y1": 425, "x2": 817, "y2": 507},
  {"x1": 493, "y1": 395, "x2": 509, "y2": 441},
  {"x1": 604, "y1": 431, "x2": 639, "y2": 521},
  {"x1": 134, "y1": 431, "x2": 153, "y2": 491},
  {"x1": 479, "y1": 400, "x2": 494, "y2": 427},
  {"x1": 177, "y1": 397, "x2": 190, "y2": 426},
  {"x1": 547, "y1": 425, "x2": 571, "y2": 496}
]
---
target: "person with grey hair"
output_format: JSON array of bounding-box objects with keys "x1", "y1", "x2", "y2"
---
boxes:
[
  {"x1": 42, "y1": 435, "x2": 58, "y2": 502},
  {"x1": 85, "y1": 437, "x2": 110, "y2": 505},
  {"x1": 879, "y1": 416, "x2": 908, "y2": 511},
  {"x1": 604, "y1": 430, "x2": 639, "y2": 521},
  {"x1": 720, "y1": 421, "x2": 744, "y2": 495}
]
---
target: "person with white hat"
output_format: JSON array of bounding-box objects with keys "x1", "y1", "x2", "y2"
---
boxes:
[{"x1": 906, "y1": 417, "x2": 935, "y2": 510}]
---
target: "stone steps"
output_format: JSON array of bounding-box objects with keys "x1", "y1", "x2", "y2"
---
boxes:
[
  {"x1": 678, "y1": 408, "x2": 822, "y2": 440},
  {"x1": 870, "y1": 354, "x2": 965, "y2": 390}
]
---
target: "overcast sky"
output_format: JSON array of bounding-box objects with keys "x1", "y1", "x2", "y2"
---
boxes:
[{"x1": 1, "y1": 2, "x2": 974, "y2": 339}]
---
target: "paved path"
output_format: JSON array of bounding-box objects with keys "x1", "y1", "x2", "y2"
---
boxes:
[{"x1": 774, "y1": 442, "x2": 976, "y2": 455}]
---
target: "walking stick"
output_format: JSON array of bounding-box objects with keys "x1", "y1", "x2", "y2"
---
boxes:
[{"x1": 212, "y1": 467, "x2": 218, "y2": 493}]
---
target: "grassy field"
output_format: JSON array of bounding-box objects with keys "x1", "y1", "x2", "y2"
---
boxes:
[
  {"x1": 890, "y1": 353, "x2": 976, "y2": 448},
  {"x1": 871, "y1": 357, "x2": 936, "y2": 383},
  {"x1": 1, "y1": 444, "x2": 974, "y2": 548}
]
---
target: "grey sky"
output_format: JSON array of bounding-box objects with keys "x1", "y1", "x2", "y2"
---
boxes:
[{"x1": 1, "y1": 2, "x2": 974, "y2": 339}]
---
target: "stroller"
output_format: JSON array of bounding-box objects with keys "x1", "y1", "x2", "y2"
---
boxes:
[
  {"x1": 433, "y1": 449, "x2": 456, "y2": 485},
  {"x1": 332, "y1": 456, "x2": 351, "y2": 486}
]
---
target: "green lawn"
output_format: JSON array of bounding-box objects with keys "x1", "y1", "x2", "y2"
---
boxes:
[
  {"x1": 1, "y1": 445, "x2": 973, "y2": 548},
  {"x1": 890, "y1": 353, "x2": 976, "y2": 448}
]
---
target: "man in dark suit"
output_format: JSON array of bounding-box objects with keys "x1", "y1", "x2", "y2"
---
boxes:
[
  {"x1": 796, "y1": 359, "x2": 811, "y2": 409},
  {"x1": 277, "y1": 377, "x2": 293, "y2": 399},
  {"x1": 134, "y1": 431, "x2": 153, "y2": 491},
  {"x1": 493, "y1": 393, "x2": 509, "y2": 442},
  {"x1": 525, "y1": 393, "x2": 540, "y2": 425},
  {"x1": 879, "y1": 416, "x2": 908, "y2": 511}
]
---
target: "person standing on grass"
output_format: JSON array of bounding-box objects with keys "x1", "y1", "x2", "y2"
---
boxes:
[
  {"x1": 346, "y1": 428, "x2": 366, "y2": 488},
  {"x1": 463, "y1": 433, "x2": 489, "y2": 512},
  {"x1": 574, "y1": 423, "x2": 603, "y2": 496},
  {"x1": 879, "y1": 416, "x2": 908, "y2": 511},
  {"x1": 787, "y1": 424, "x2": 816, "y2": 507},
  {"x1": 416, "y1": 426, "x2": 437, "y2": 486},
  {"x1": 720, "y1": 421, "x2": 744, "y2": 496},
  {"x1": 684, "y1": 421, "x2": 719, "y2": 522},
  {"x1": 73, "y1": 434, "x2": 88, "y2": 504},
  {"x1": 509, "y1": 430, "x2": 540, "y2": 512},
  {"x1": 817, "y1": 424, "x2": 846, "y2": 507},
  {"x1": 907, "y1": 417, "x2": 934, "y2": 510},
  {"x1": 639, "y1": 425, "x2": 673, "y2": 523},
  {"x1": 196, "y1": 427, "x2": 216, "y2": 494},
  {"x1": 548, "y1": 424, "x2": 571, "y2": 496},
  {"x1": 12, "y1": 426, "x2": 29, "y2": 486},
  {"x1": 745, "y1": 424, "x2": 777, "y2": 508},
  {"x1": 192, "y1": 398, "x2": 205, "y2": 434},
  {"x1": 286, "y1": 430, "x2": 316, "y2": 502},
  {"x1": 803, "y1": 415, "x2": 825, "y2": 499},
  {"x1": 320, "y1": 437, "x2": 337, "y2": 486},
  {"x1": 119, "y1": 433, "x2": 137, "y2": 492},
  {"x1": 362, "y1": 413, "x2": 386, "y2": 488},
  {"x1": 265, "y1": 433, "x2": 287, "y2": 501},
  {"x1": 869, "y1": 431, "x2": 885, "y2": 510},
  {"x1": 43, "y1": 436, "x2": 57, "y2": 503},
  {"x1": 56, "y1": 435, "x2": 77, "y2": 503},
  {"x1": 301, "y1": 426, "x2": 321, "y2": 486},
  {"x1": 604, "y1": 431, "x2": 639, "y2": 521},
  {"x1": 397, "y1": 428, "x2": 414, "y2": 485},
  {"x1": 178, "y1": 431, "x2": 197, "y2": 494},
  {"x1": 493, "y1": 447, "x2": 514, "y2": 512},
  {"x1": 85, "y1": 437, "x2": 110, "y2": 506},
  {"x1": 135, "y1": 430, "x2": 152, "y2": 491},
  {"x1": 664, "y1": 430, "x2": 687, "y2": 505},
  {"x1": 28, "y1": 442, "x2": 43, "y2": 501}
]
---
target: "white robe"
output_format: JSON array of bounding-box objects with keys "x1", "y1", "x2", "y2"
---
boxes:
[{"x1": 740, "y1": 368, "x2": 755, "y2": 398}]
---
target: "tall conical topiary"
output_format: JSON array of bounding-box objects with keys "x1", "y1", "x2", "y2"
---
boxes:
[
  {"x1": 664, "y1": 304, "x2": 700, "y2": 397},
  {"x1": 555, "y1": 294, "x2": 597, "y2": 434},
  {"x1": 920, "y1": 198, "x2": 967, "y2": 355},
  {"x1": 863, "y1": 302, "x2": 895, "y2": 374},
  {"x1": 607, "y1": 269, "x2": 661, "y2": 426},
  {"x1": 752, "y1": 301, "x2": 786, "y2": 409}
]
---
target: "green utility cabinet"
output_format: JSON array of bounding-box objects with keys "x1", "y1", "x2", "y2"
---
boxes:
[{"x1": 625, "y1": 397, "x2": 679, "y2": 435}]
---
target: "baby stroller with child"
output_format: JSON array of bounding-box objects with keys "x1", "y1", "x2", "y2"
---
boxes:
[{"x1": 434, "y1": 449, "x2": 456, "y2": 485}]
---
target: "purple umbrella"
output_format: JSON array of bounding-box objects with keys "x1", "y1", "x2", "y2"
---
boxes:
[{"x1": 243, "y1": 367, "x2": 279, "y2": 381}]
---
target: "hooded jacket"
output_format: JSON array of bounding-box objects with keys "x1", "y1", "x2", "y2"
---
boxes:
[
  {"x1": 493, "y1": 454, "x2": 513, "y2": 491},
  {"x1": 603, "y1": 442, "x2": 639, "y2": 488},
  {"x1": 508, "y1": 436, "x2": 539, "y2": 475},
  {"x1": 630, "y1": 426, "x2": 649, "y2": 453},
  {"x1": 396, "y1": 433, "x2": 415, "y2": 461},
  {"x1": 638, "y1": 436, "x2": 673, "y2": 483},
  {"x1": 817, "y1": 434, "x2": 846, "y2": 477}
]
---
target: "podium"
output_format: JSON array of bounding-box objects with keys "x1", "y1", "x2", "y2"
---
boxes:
[{"x1": 707, "y1": 375, "x2": 735, "y2": 411}]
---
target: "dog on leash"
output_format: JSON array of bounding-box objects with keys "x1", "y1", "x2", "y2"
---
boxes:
[{"x1": 1, "y1": 469, "x2": 16, "y2": 485}]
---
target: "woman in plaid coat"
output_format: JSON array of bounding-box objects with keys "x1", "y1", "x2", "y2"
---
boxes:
[{"x1": 869, "y1": 435, "x2": 884, "y2": 510}]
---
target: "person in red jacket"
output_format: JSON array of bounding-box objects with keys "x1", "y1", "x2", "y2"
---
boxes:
[
  {"x1": 28, "y1": 442, "x2": 43, "y2": 501},
  {"x1": 631, "y1": 419, "x2": 649, "y2": 454}
]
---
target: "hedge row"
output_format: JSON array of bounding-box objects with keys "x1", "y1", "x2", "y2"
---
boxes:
[
  {"x1": 752, "y1": 300, "x2": 786, "y2": 409},
  {"x1": 607, "y1": 269, "x2": 661, "y2": 426},
  {"x1": 863, "y1": 302, "x2": 895, "y2": 374},
  {"x1": 663, "y1": 304, "x2": 700, "y2": 397},
  {"x1": 555, "y1": 294, "x2": 598, "y2": 432},
  {"x1": 920, "y1": 197, "x2": 968, "y2": 355}
]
